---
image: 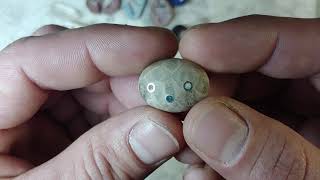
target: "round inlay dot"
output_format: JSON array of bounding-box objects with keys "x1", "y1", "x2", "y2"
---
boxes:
[
  {"x1": 166, "y1": 95, "x2": 174, "y2": 103},
  {"x1": 147, "y1": 83, "x2": 155, "y2": 93},
  {"x1": 184, "y1": 81, "x2": 193, "y2": 91}
]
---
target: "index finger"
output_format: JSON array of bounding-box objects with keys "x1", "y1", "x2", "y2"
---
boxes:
[
  {"x1": 0, "y1": 24, "x2": 178, "y2": 129},
  {"x1": 179, "y1": 15, "x2": 320, "y2": 81}
]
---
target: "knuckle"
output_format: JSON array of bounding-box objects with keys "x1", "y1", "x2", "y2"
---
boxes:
[
  {"x1": 249, "y1": 128, "x2": 307, "y2": 180},
  {"x1": 2, "y1": 37, "x2": 32, "y2": 53},
  {"x1": 81, "y1": 138, "x2": 116, "y2": 180},
  {"x1": 80, "y1": 136, "x2": 133, "y2": 180},
  {"x1": 33, "y1": 25, "x2": 66, "y2": 36}
]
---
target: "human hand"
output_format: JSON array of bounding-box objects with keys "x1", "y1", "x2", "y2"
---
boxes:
[
  {"x1": 0, "y1": 24, "x2": 186, "y2": 180},
  {"x1": 179, "y1": 16, "x2": 320, "y2": 180}
]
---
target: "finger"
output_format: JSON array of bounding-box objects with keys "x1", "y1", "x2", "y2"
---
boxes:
[
  {"x1": 282, "y1": 79, "x2": 320, "y2": 116},
  {"x1": 0, "y1": 25, "x2": 68, "y2": 154},
  {"x1": 32, "y1": 24, "x2": 84, "y2": 122},
  {"x1": 110, "y1": 75, "x2": 146, "y2": 109},
  {"x1": 73, "y1": 79, "x2": 111, "y2": 115},
  {"x1": 299, "y1": 118, "x2": 320, "y2": 148},
  {"x1": 184, "y1": 97, "x2": 320, "y2": 180},
  {"x1": 48, "y1": 93, "x2": 90, "y2": 139},
  {"x1": 49, "y1": 94, "x2": 81, "y2": 123},
  {"x1": 183, "y1": 165, "x2": 223, "y2": 180},
  {"x1": 180, "y1": 15, "x2": 320, "y2": 80},
  {"x1": 32, "y1": 25, "x2": 68, "y2": 111},
  {"x1": 311, "y1": 74, "x2": 320, "y2": 91},
  {"x1": 0, "y1": 114, "x2": 71, "y2": 177},
  {"x1": 0, "y1": 155, "x2": 33, "y2": 178},
  {"x1": 235, "y1": 72, "x2": 288, "y2": 102},
  {"x1": 67, "y1": 113, "x2": 91, "y2": 140},
  {"x1": 0, "y1": 25, "x2": 178, "y2": 129},
  {"x1": 175, "y1": 147, "x2": 204, "y2": 165},
  {"x1": 16, "y1": 107, "x2": 185, "y2": 180},
  {"x1": 32, "y1": 25, "x2": 67, "y2": 36}
]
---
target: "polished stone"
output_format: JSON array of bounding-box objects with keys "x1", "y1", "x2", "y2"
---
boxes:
[
  {"x1": 169, "y1": 0, "x2": 187, "y2": 6},
  {"x1": 139, "y1": 58, "x2": 209, "y2": 113},
  {"x1": 172, "y1": 25, "x2": 187, "y2": 39},
  {"x1": 102, "y1": 0, "x2": 121, "y2": 15},
  {"x1": 122, "y1": 0, "x2": 147, "y2": 19},
  {"x1": 86, "y1": 0, "x2": 120, "y2": 15},
  {"x1": 150, "y1": 0, "x2": 174, "y2": 26}
]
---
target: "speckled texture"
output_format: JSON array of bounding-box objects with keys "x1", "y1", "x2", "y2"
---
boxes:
[{"x1": 139, "y1": 58, "x2": 209, "y2": 112}]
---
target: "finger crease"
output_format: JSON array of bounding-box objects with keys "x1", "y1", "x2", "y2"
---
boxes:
[
  {"x1": 302, "y1": 147, "x2": 308, "y2": 180},
  {"x1": 271, "y1": 138, "x2": 287, "y2": 175},
  {"x1": 258, "y1": 32, "x2": 280, "y2": 70},
  {"x1": 18, "y1": 65, "x2": 47, "y2": 93},
  {"x1": 249, "y1": 129, "x2": 271, "y2": 177},
  {"x1": 84, "y1": 41, "x2": 105, "y2": 76}
]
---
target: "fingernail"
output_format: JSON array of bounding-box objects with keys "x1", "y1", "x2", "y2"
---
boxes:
[
  {"x1": 129, "y1": 120, "x2": 180, "y2": 165},
  {"x1": 190, "y1": 102, "x2": 248, "y2": 165}
]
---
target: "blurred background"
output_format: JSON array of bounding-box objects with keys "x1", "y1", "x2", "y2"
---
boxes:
[{"x1": 0, "y1": 0, "x2": 318, "y2": 179}]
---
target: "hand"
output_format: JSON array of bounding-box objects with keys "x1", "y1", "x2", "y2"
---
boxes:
[
  {"x1": 0, "y1": 24, "x2": 186, "y2": 179},
  {"x1": 179, "y1": 16, "x2": 320, "y2": 180}
]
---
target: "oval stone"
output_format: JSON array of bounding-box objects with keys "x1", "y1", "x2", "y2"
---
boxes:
[
  {"x1": 122, "y1": 0, "x2": 147, "y2": 19},
  {"x1": 86, "y1": 0, "x2": 102, "y2": 14},
  {"x1": 139, "y1": 58, "x2": 209, "y2": 112},
  {"x1": 150, "y1": 0, "x2": 175, "y2": 26},
  {"x1": 172, "y1": 25, "x2": 187, "y2": 40},
  {"x1": 169, "y1": 0, "x2": 187, "y2": 6},
  {"x1": 86, "y1": 0, "x2": 120, "y2": 15},
  {"x1": 102, "y1": 0, "x2": 121, "y2": 15}
]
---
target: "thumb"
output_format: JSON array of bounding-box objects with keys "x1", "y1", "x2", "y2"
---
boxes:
[
  {"x1": 16, "y1": 107, "x2": 185, "y2": 180},
  {"x1": 183, "y1": 97, "x2": 320, "y2": 180}
]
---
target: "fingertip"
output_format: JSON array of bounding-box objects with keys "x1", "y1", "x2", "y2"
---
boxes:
[
  {"x1": 110, "y1": 75, "x2": 146, "y2": 109},
  {"x1": 81, "y1": 24, "x2": 179, "y2": 76},
  {"x1": 183, "y1": 96, "x2": 320, "y2": 180},
  {"x1": 32, "y1": 25, "x2": 67, "y2": 36},
  {"x1": 179, "y1": 24, "x2": 213, "y2": 69},
  {"x1": 175, "y1": 147, "x2": 204, "y2": 165},
  {"x1": 183, "y1": 165, "x2": 222, "y2": 180},
  {"x1": 179, "y1": 16, "x2": 277, "y2": 73},
  {"x1": 142, "y1": 107, "x2": 186, "y2": 148},
  {"x1": 146, "y1": 26, "x2": 179, "y2": 57}
]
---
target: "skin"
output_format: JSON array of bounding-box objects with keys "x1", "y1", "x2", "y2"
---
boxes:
[{"x1": 0, "y1": 15, "x2": 319, "y2": 180}]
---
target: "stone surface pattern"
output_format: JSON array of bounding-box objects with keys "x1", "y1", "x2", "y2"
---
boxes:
[{"x1": 139, "y1": 58, "x2": 209, "y2": 112}]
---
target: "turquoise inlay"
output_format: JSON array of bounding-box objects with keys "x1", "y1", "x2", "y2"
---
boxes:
[{"x1": 166, "y1": 95, "x2": 174, "y2": 103}]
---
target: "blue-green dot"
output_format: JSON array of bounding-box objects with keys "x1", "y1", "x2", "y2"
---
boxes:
[{"x1": 166, "y1": 95, "x2": 174, "y2": 103}]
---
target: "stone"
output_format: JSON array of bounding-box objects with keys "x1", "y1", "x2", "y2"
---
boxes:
[
  {"x1": 86, "y1": 0, "x2": 121, "y2": 15},
  {"x1": 169, "y1": 0, "x2": 187, "y2": 6},
  {"x1": 102, "y1": 0, "x2": 121, "y2": 15},
  {"x1": 86, "y1": 0, "x2": 102, "y2": 14},
  {"x1": 122, "y1": 0, "x2": 147, "y2": 19},
  {"x1": 172, "y1": 25, "x2": 187, "y2": 39},
  {"x1": 150, "y1": 0, "x2": 174, "y2": 26},
  {"x1": 139, "y1": 58, "x2": 209, "y2": 113}
]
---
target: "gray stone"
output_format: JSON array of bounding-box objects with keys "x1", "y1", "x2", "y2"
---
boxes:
[
  {"x1": 139, "y1": 58, "x2": 209, "y2": 113},
  {"x1": 122, "y1": 0, "x2": 147, "y2": 19},
  {"x1": 150, "y1": 0, "x2": 175, "y2": 26}
]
